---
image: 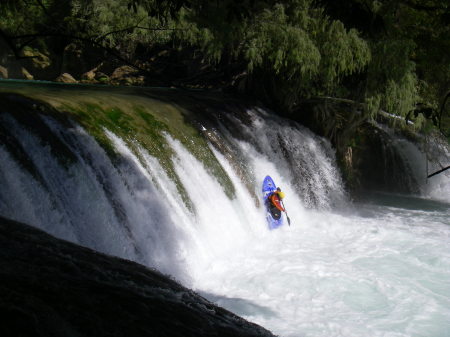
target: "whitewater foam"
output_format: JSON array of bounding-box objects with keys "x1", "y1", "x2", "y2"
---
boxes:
[{"x1": 0, "y1": 101, "x2": 449, "y2": 337}]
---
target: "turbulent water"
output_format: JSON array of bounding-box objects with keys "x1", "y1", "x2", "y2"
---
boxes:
[{"x1": 0, "y1": 83, "x2": 449, "y2": 337}]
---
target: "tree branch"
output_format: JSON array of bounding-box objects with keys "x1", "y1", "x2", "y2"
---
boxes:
[
  {"x1": 427, "y1": 165, "x2": 450, "y2": 178},
  {"x1": 95, "y1": 25, "x2": 180, "y2": 42}
]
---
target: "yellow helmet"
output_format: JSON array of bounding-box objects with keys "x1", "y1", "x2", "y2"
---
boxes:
[{"x1": 278, "y1": 191, "x2": 285, "y2": 199}]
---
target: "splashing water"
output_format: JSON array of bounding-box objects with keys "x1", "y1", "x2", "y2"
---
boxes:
[{"x1": 0, "y1": 97, "x2": 449, "y2": 337}]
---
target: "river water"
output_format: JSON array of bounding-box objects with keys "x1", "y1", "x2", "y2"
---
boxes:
[
  {"x1": 164, "y1": 132, "x2": 450, "y2": 337},
  {"x1": 192, "y1": 193, "x2": 450, "y2": 337},
  {"x1": 0, "y1": 83, "x2": 449, "y2": 336}
]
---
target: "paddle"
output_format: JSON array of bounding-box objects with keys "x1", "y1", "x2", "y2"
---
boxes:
[{"x1": 281, "y1": 200, "x2": 291, "y2": 226}]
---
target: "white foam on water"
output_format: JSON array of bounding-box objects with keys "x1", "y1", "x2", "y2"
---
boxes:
[
  {"x1": 191, "y1": 201, "x2": 450, "y2": 337},
  {"x1": 159, "y1": 120, "x2": 450, "y2": 337},
  {"x1": 1, "y1": 107, "x2": 449, "y2": 337}
]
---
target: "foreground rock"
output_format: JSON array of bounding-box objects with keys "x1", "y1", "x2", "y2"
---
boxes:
[{"x1": 0, "y1": 216, "x2": 275, "y2": 337}]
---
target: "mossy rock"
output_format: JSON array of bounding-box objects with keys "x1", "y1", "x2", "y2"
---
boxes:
[{"x1": 95, "y1": 72, "x2": 110, "y2": 83}]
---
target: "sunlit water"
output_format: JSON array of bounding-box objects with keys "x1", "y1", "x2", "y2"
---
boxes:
[
  {"x1": 150, "y1": 128, "x2": 450, "y2": 337},
  {"x1": 1, "y1": 100, "x2": 449, "y2": 336},
  {"x1": 192, "y1": 196, "x2": 450, "y2": 337},
  {"x1": 169, "y1": 136, "x2": 450, "y2": 337}
]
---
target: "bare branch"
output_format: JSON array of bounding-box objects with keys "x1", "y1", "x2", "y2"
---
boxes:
[{"x1": 95, "y1": 25, "x2": 181, "y2": 42}]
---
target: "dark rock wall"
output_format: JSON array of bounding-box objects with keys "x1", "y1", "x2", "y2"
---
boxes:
[{"x1": 0, "y1": 216, "x2": 275, "y2": 337}]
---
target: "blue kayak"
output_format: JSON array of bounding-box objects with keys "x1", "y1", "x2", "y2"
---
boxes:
[{"x1": 262, "y1": 175, "x2": 283, "y2": 229}]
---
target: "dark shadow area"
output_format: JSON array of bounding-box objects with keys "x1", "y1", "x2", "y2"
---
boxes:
[{"x1": 0, "y1": 216, "x2": 275, "y2": 337}]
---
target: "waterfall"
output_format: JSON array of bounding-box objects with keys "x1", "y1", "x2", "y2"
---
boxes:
[
  {"x1": 356, "y1": 122, "x2": 450, "y2": 201},
  {"x1": 374, "y1": 123, "x2": 450, "y2": 201},
  {"x1": 422, "y1": 135, "x2": 450, "y2": 202},
  {"x1": 217, "y1": 107, "x2": 347, "y2": 209},
  {"x1": 0, "y1": 112, "x2": 189, "y2": 277},
  {"x1": 0, "y1": 92, "x2": 345, "y2": 281},
  {"x1": 1, "y1": 84, "x2": 449, "y2": 337}
]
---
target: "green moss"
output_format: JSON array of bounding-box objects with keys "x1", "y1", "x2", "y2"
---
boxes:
[
  {"x1": 0, "y1": 83, "x2": 237, "y2": 212},
  {"x1": 56, "y1": 102, "x2": 198, "y2": 211},
  {"x1": 58, "y1": 103, "x2": 115, "y2": 158},
  {"x1": 180, "y1": 135, "x2": 236, "y2": 199},
  {"x1": 135, "y1": 103, "x2": 236, "y2": 200}
]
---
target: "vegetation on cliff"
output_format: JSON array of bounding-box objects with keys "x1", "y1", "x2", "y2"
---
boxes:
[{"x1": 1, "y1": 0, "x2": 449, "y2": 146}]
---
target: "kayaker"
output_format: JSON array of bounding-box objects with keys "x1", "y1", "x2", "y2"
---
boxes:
[{"x1": 268, "y1": 187, "x2": 285, "y2": 212}]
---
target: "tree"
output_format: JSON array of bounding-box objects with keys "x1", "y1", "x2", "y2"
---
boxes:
[
  {"x1": 0, "y1": 0, "x2": 175, "y2": 73},
  {"x1": 319, "y1": 0, "x2": 450, "y2": 135},
  {"x1": 1, "y1": 0, "x2": 449, "y2": 140}
]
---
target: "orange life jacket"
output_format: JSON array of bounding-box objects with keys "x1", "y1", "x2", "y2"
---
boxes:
[{"x1": 270, "y1": 192, "x2": 285, "y2": 212}]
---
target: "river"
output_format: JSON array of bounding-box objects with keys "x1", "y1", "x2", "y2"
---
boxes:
[{"x1": 0, "y1": 81, "x2": 449, "y2": 336}]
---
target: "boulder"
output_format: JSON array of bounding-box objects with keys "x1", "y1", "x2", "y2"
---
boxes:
[
  {"x1": 0, "y1": 216, "x2": 276, "y2": 337},
  {"x1": 0, "y1": 65, "x2": 8, "y2": 79},
  {"x1": 95, "y1": 72, "x2": 110, "y2": 83},
  {"x1": 81, "y1": 70, "x2": 96, "y2": 81},
  {"x1": 110, "y1": 65, "x2": 144, "y2": 85},
  {"x1": 111, "y1": 65, "x2": 138, "y2": 79},
  {"x1": 123, "y1": 75, "x2": 145, "y2": 86},
  {"x1": 55, "y1": 73, "x2": 77, "y2": 83},
  {"x1": 21, "y1": 67, "x2": 34, "y2": 80},
  {"x1": 22, "y1": 47, "x2": 51, "y2": 70}
]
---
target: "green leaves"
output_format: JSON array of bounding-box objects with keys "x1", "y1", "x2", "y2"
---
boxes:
[
  {"x1": 2, "y1": 0, "x2": 449, "y2": 138},
  {"x1": 245, "y1": 4, "x2": 321, "y2": 77},
  {"x1": 364, "y1": 38, "x2": 418, "y2": 119},
  {"x1": 173, "y1": 1, "x2": 371, "y2": 110},
  {"x1": 319, "y1": 22, "x2": 370, "y2": 87}
]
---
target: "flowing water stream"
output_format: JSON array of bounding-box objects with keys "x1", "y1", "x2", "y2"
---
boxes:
[{"x1": 0, "y1": 82, "x2": 449, "y2": 336}]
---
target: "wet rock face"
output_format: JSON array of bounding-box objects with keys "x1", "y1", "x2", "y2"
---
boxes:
[
  {"x1": 354, "y1": 125, "x2": 421, "y2": 194},
  {"x1": 0, "y1": 216, "x2": 275, "y2": 337}
]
